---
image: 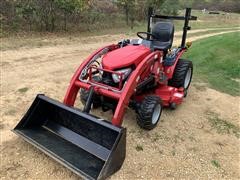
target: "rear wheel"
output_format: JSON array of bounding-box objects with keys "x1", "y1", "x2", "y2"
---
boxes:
[
  {"x1": 168, "y1": 59, "x2": 193, "y2": 96},
  {"x1": 136, "y1": 95, "x2": 162, "y2": 130}
]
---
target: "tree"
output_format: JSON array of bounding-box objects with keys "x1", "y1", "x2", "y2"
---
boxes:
[
  {"x1": 117, "y1": 0, "x2": 134, "y2": 26},
  {"x1": 16, "y1": 0, "x2": 36, "y2": 31},
  {"x1": 55, "y1": 0, "x2": 88, "y2": 31},
  {"x1": 117, "y1": 0, "x2": 179, "y2": 28},
  {"x1": 160, "y1": 0, "x2": 180, "y2": 15},
  {"x1": 33, "y1": 0, "x2": 56, "y2": 32}
]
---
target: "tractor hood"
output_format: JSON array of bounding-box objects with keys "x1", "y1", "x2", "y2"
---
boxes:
[{"x1": 102, "y1": 45, "x2": 151, "y2": 70}]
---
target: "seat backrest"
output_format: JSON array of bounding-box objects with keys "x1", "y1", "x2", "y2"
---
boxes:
[{"x1": 152, "y1": 21, "x2": 174, "y2": 50}]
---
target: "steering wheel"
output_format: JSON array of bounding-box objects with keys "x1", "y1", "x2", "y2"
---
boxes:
[{"x1": 137, "y1": 32, "x2": 157, "y2": 40}]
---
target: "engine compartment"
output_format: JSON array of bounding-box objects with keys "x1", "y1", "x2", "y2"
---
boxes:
[{"x1": 102, "y1": 45, "x2": 151, "y2": 70}]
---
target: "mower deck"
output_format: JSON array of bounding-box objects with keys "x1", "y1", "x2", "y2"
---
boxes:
[{"x1": 135, "y1": 85, "x2": 184, "y2": 107}]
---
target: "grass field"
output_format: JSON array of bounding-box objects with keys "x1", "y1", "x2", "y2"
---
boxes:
[
  {"x1": 127, "y1": 10, "x2": 240, "y2": 34},
  {"x1": 183, "y1": 32, "x2": 240, "y2": 96}
]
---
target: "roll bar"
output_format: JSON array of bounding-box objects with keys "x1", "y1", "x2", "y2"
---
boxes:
[{"x1": 147, "y1": 7, "x2": 197, "y2": 48}]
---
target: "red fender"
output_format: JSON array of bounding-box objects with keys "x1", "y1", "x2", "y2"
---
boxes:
[{"x1": 164, "y1": 49, "x2": 186, "y2": 79}]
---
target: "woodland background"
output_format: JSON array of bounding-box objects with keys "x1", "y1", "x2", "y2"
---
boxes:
[{"x1": 1, "y1": 0, "x2": 239, "y2": 34}]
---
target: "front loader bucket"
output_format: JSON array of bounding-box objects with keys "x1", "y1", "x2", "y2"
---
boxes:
[{"x1": 13, "y1": 94, "x2": 126, "y2": 180}]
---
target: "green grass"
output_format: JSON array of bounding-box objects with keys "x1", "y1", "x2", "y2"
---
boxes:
[
  {"x1": 135, "y1": 145, "x2": 143, "y2": 151},
  {"x1": 171, "y1": 149, "x2": 176, "y2": 156},
  {"x1": 129, "y1": 9, "x2": 240, "y2": 34},
  {"x1": 18, "y1": 87, "x2": 29, "y2": 93},
  {"x1": 4, "y1": 109, "x2": 17, "y2": 116},
  {"x1": 186, "y1": 28, "x2": 240, "y2": 38},
  {"x1": 183, "y1": 32, "x2": 240, "y2": 96},
  {"x1": 206, "y1": 111, "x2": 240, "y2": 138},
  {"x1": 211, "y1": 160, "x2": 221, "y2": 168}
]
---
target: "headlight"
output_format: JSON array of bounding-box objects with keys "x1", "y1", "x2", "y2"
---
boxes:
[{"x1": 112, "y1": 68, "x2": 132, "y2": 83}]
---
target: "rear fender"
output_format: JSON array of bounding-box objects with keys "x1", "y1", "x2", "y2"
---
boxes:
[{"x1": 164, "y1": 49, "x2": 186, "y2": 79}]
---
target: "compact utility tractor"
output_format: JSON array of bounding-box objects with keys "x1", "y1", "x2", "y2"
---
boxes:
[{"x1": 13, "y1": 8, "x2": 197, "y2": 180}]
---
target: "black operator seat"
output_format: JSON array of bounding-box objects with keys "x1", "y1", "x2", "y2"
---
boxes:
[{"x1": 152, "y1": 21, "x2": 174, "y2": 51}]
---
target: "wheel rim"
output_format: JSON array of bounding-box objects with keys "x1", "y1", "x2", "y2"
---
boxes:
[
  {"x1": 184, "y1": 68, "x2": 192, "y2": 89},
  {"x1": 152, "y1": 104, "x2": 161, "y2": 124}
]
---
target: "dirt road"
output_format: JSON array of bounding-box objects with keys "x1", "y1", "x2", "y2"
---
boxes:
[{"x1": 1, "y1": 30, "x2": 240, "y2": 179}]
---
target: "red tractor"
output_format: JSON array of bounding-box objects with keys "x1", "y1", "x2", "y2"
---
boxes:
[{"x1": 14, "y1": 8, "x2": 197, "y2": 180}]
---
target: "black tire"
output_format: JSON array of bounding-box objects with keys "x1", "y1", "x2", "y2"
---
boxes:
[
  {"x1": 168, "y1": 59, "x2": 193, "y2": 90},
  {"x1": 136, "y1": 95, "x2": 162, "y2": 130},
  {"x1": 80, "y1": 76, "x2": 101, "y2": 107}
]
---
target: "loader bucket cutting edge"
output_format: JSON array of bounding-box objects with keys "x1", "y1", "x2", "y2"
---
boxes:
[{"x1": 13, "y1": 94, "x2": 126, "y2": 180}]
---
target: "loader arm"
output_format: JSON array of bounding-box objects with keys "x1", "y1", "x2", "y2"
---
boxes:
[
  {"x1": 64, "y1": 45, "x2": 162, "y2": 126},
  {"x1": 64, "y1": 44, "x2": 118, "y2": 106},
  {"x1": 112, "y1": 51, "x2": 162, "y2": 126}
]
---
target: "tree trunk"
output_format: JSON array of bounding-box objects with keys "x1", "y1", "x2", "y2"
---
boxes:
[
  {"x1": 51, "y1": 16, "x2": 55, "y2": 32},
  {"x1": 29, "y1": 19, "x2": 32, "y2": 31},
  {"x1": 50, "y1": 0, "x2": 55, "y2": 32},
  {"x1": 125, "y1": 5, "x2": 129, "y2": 25},
  {"x1": 130, "y1": 17, "x2": 134, "y2": 29},
  {"x1": 29, "y1": 14, "x2": 33, "y2": 31},
  {"x1": 45, "y1": 18, "x2": 49, "y2": 31},
  {"x1": 64, "y1": 12, "x2": 67, "y2": 31}
]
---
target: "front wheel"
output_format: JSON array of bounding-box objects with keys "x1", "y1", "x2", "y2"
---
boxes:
[{"x1": 136, "y1": 95, "x2": 162, "y2": 130}]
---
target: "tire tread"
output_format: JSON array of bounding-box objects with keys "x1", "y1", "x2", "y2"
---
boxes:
[
  {"x1": 137, "y1": 95, "x2": 162, "y2": 130},
  {"x1": 169, "y1": 59, "x2": 193, "y2": 89}
]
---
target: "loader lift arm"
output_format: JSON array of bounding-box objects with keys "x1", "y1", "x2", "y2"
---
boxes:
[{"x1": 64, "y1": 44, "x2": 162, "y2": 126}]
